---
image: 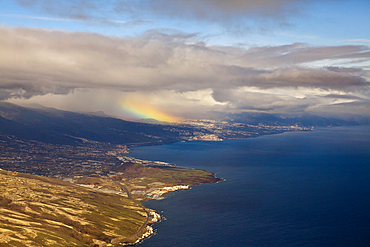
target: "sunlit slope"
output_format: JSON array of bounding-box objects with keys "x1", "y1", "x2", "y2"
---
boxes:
[{"x1": 0, "y1": 170, "x2": 151, "y2": 246}]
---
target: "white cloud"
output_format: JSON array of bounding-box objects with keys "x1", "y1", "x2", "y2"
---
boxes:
[{"x1": 1, "y1": 26, "x2": 369, "y2": 117}]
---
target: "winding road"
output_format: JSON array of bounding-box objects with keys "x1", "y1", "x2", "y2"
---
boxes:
[{"x1": 107, "y1": 177, "x2": 151, "y2": 243}]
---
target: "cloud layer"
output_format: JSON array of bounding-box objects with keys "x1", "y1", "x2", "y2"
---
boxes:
[{"x1": 1, "y1": 27, "x2": 369, "y2": 117}]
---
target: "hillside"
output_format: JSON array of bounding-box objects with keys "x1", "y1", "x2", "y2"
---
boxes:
[
  {"x1": 0, "y1": 102, "x2": 184, "y2": 145},
  {"x1": 208, "y1": 112, "x2": 362, "y2": 127},
  {"x1": 0, "y1": 170, "x2": 161, "y2": 246}
]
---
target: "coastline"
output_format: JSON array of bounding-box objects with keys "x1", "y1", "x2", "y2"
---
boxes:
[
  {"x1": 122, "y1": 176, "x2": 222, "y2": 246},
  {"x1": 126, "y1": 177, "x2": 222, "y2": 246},
  {"x1": 103, "y1": 165, "x2": 222, "y2": 245},
  {"x1": 73, "y1": 126, "x2": 367, "y2": 246},
  {"x1": 131, "y1": 126, "x2": 370, "y2": 247},
  {"x1": 112, "y1": 211, "x2": 162, "y2": 246},
  {"x1": 66, "y1": 149, "x2": 223, "y2": 246},
  {"x1": 3, "y1": 126, "x2": 366, "y2": 246}
]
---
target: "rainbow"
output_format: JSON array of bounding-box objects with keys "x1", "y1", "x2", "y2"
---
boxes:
[{"x1": 120, "y1": 98, "x2": 179, "y2": 123}]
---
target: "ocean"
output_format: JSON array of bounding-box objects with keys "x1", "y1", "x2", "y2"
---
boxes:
[{"x1": 130, "y1": 126, "x2": 370, "y2": 247}]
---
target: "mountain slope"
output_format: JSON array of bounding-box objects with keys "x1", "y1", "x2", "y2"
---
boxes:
[
  {"x1": 0, "y1": 170, "x2": 157, "y2": 246},
  {"x1": 0, "y1": 102, "x2": 182, "y2": 145},
  {"x1": 209, "y1": 112, "x2": 361, "y2": 127}
]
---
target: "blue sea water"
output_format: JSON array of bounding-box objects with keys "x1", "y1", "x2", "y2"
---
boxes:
[{"x1": 131, "y1": 126, "x2": 370, "y2": 247}]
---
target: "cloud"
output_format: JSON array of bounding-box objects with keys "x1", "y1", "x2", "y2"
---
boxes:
[
  {"x1": 136, "y1": 0, "x2": 308, "y2": 21},
  {"x1": 347, "y1": 39, "x2": 370, "y2": 43},
  {"x1": 247, "y1": 68, "x2": 368, "y2": 89},
  {"x1": 16, "y1": 0, "x2": 305, "y2": 19},
  {"x1": 326, "y1": 66, "x2": 366, "y2": 74},
  {"x1": 1, "y1": 27, "x2": 369, "y2": 116},
  {"x1": 306, "y1": 98, "x2": 370, "y2": 116},
  {"x1": 13, "y1": 0, "x2": 327, "y2": 30},
  {"x1": 13, "y1": 0, "x2": 145, "y2": 27},
  {"x1": 236, "y1": 43, "x2": 370, "y2": 68},
  {"x1": 323, "y1": 94, "x2": 364, "y2": 100},
  {"x1": 16, "y1": 0, "x2": 99, "y2": 20}
]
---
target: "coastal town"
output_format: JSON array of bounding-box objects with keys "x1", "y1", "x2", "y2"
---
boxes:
[
  {"x1": 0, "y1": 118, "x2": 312, "y2": 179},
  {"x1": 0, "y1": 134, "x2": 118, "y2": 177},
  {"x1": 0, "y1": 118, "x2": 311, "y2": 204},
  {"x1": 0, "y1": 132, "x2": 219, "y2": 199},
  {"x1": 179, "y1": 119, "x2": 312, "y2": 140}
]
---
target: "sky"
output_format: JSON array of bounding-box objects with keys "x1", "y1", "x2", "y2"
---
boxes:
[{"x1": 0, "y1": 0, "x2": 369, "y2": 121}]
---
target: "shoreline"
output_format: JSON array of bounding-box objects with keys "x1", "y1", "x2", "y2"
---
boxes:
[
  {"x1": 124, "y1": 127, "x2": 314, "y2": 150},
  {"x1": 65, "y1": 151, "x2": 223, "y2": 246},
  {"x1": 113, "y1": 211, "x2": 162, "y2": 246},
  {"x1": 107, "y1": 146, "x2": 226, "y2": 245},
  {"x1": 120, "y1": 177, "x2": 223, "y2": 246},
  {"x1": 123, "y1": 128, "x2": 311, "y2": 246}
]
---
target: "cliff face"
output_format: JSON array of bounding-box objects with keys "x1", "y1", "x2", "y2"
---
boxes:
[{"x1": 0, "y1": 170, "x2": 152, "y2": 246}]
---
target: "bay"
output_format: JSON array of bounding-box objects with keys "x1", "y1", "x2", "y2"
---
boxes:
[{"x1": 130, "y1": 126, "x2": 370, "y2": 247}]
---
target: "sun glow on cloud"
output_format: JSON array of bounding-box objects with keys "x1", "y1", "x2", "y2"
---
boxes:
[{"x1": 120, "y1": 97, "x2": 180, "y2": 123}]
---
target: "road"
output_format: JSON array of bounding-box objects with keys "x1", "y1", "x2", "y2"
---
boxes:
[
  {"x1": 107, "y1": 177, "x2": 151, "y2": 244},
  {"x1": 110, "y1": 178, "x2": 132, "y2": 199}
]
